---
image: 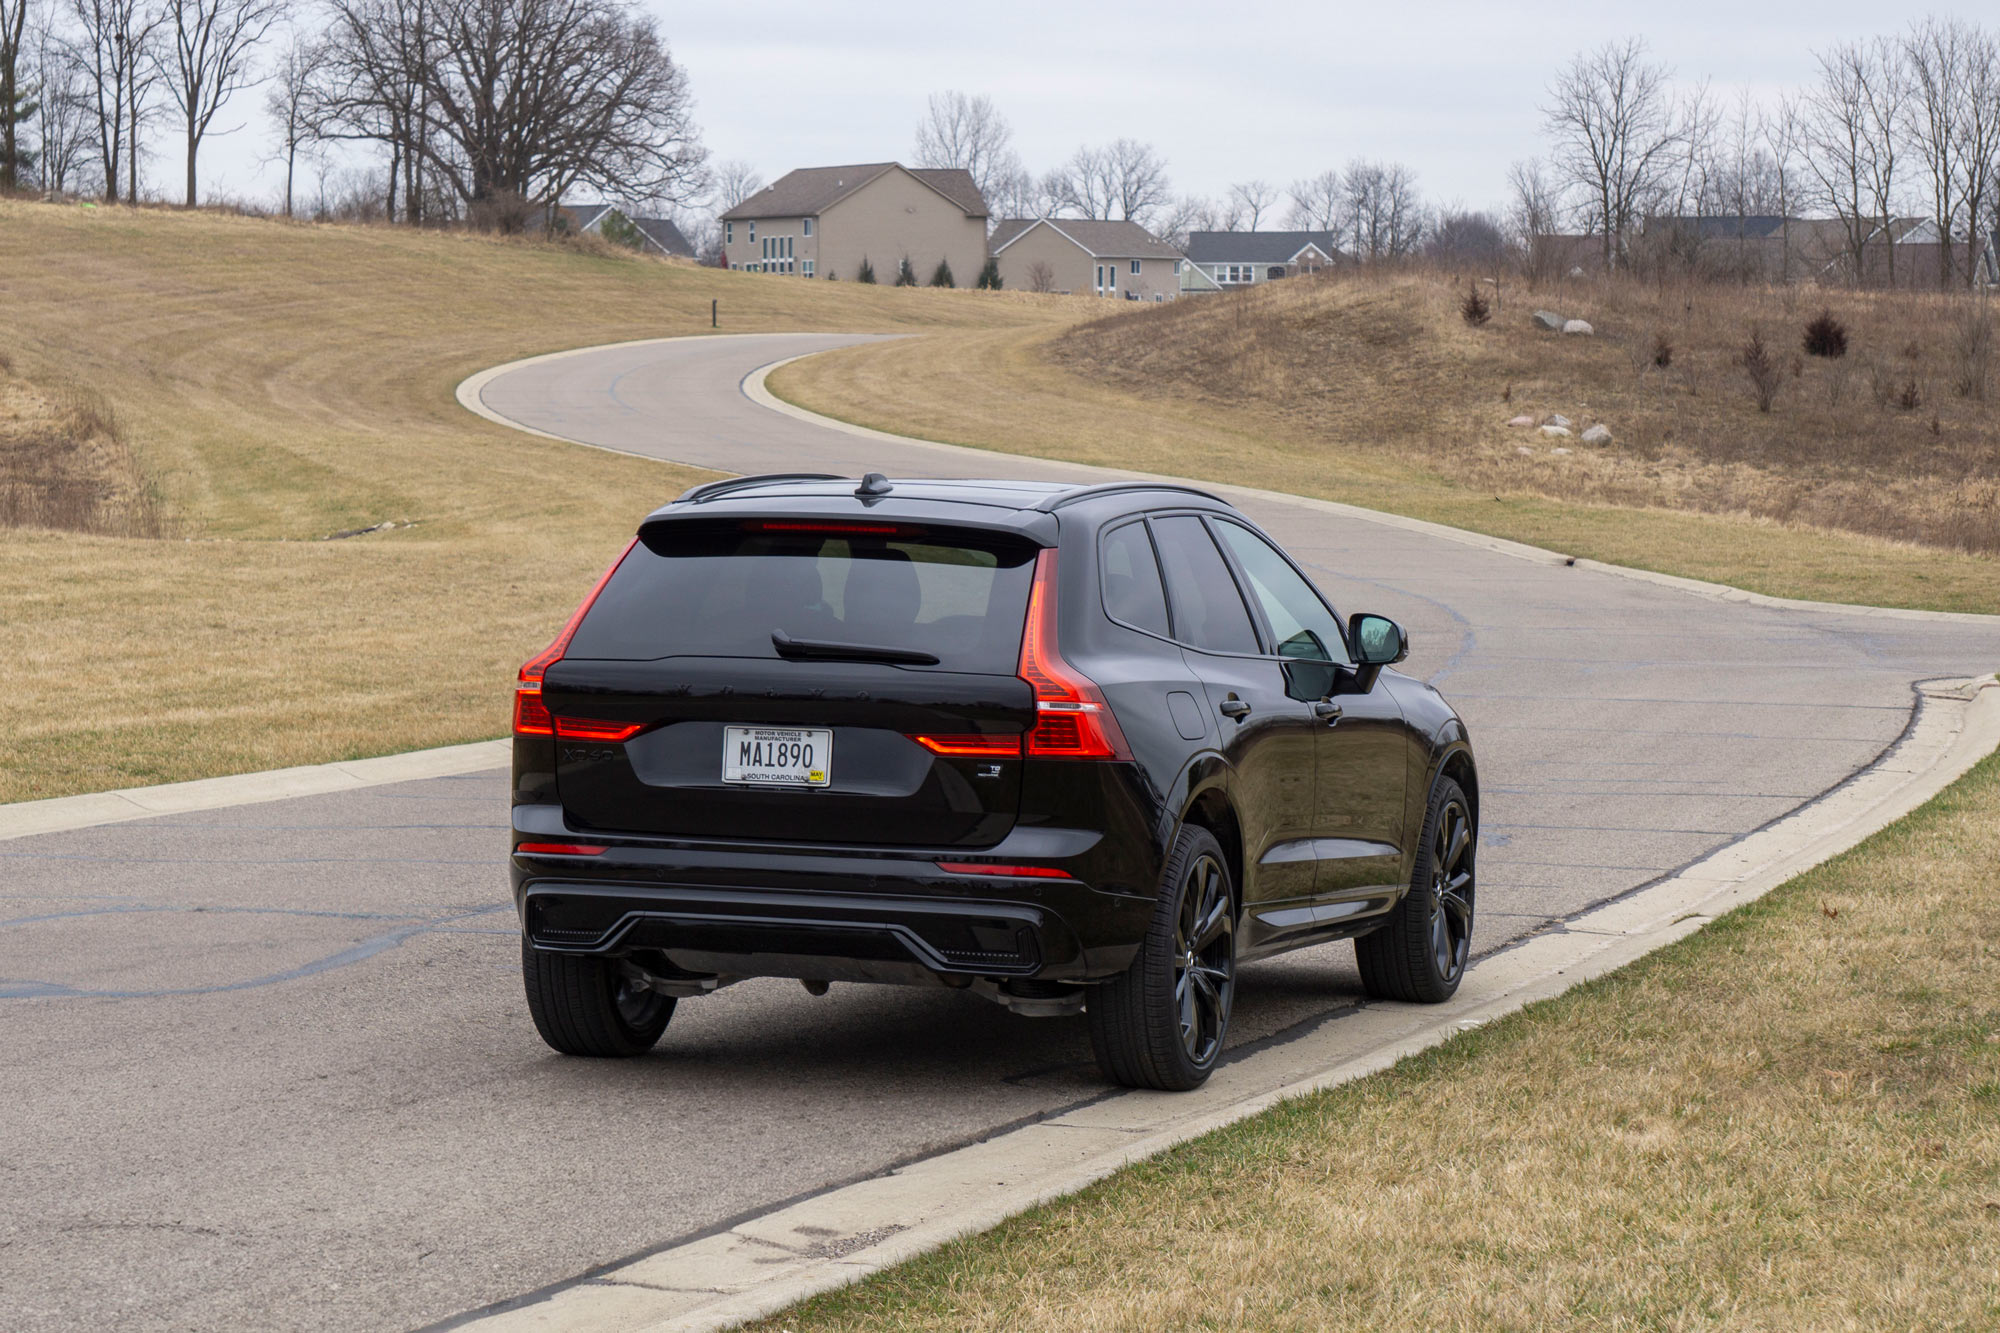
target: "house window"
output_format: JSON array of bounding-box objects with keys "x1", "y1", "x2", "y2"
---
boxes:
[
  {"x1": 1130, "y1": 259, "x2": 1141, "y2": 276},
  {"x1": 725, "y1": 221, "x2": 733, "y2": 244},
  {"x1": 803, "y1": 259, "x2": 815, "y2": 278},
  {"x1": 803, "y1": 218, "x2": 814, "y2": 237},
  {"x1": 748, "y1": 221, "x2": 756, "y2": 243},
  {"x1": 1174, "y1": 260, "x2": 1183, "y2": 274}
]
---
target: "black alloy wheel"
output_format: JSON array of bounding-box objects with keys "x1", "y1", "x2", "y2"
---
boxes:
[
  {"x1": 1089, "y1": 825, "x2": 1236, "y2": 1090},
  {"x1": 1356, "y1": 776, "x2": 1476, "y2": 1004}
]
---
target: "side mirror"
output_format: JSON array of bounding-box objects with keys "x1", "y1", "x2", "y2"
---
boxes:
[
  {"x1": 1350, "y1": 613, "x2": 1409, "y2": 667},
  {"x1": 1340, "y1": 614, "x2": 1408, "y2": 694}
]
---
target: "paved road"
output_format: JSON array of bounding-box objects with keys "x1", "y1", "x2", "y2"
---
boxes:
[{"x1": 8, "y1": 332, "x2": 1998, "y2": 1331}]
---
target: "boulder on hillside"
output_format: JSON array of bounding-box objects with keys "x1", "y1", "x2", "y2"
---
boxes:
[
  {"x1": 1563, "y1": 319, "x2": 1595, "y2": 336},
  {"x1": 1550, "y1": 446, "x2": 1573, "y2": 455},
  {"x1": 1540, "y1": 424, "x2": 1572, "y2": 438},
  {"x1": 1545, "y1": 412, "x2": 1573, "y2": 429},
  {"x1": 1581, "y1": 424, "x2": 1614, "y2": 446},
  {"x1": 1507, "y1": 414, "x2": 1536, "y2": 427},
  {"x1": 1532, "y1": 310, "x2": 1565, "y2": 332}
]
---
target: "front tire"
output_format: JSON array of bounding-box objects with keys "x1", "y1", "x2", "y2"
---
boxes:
[
  {"x1": 522, "y1": 938, "x2": 675, "y2": 1057},
  {"x1": 1088, "y1": 826, "x2": 1236, "y2": 1091},
  {"x1": 1356, "y1": 776, "x2": 1475, "y2": 1003}
]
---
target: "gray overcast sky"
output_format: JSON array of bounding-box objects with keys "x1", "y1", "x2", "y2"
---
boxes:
[{"x1": 198, "y1": 0, "x2": 1970, "y2": 214}]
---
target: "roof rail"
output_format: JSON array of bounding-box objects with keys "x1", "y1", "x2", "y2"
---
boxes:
[
  {"x1": 675, "y1": 473, "x2": 847, "y2": 504},
  {"x1": 1035, "y1": 481, "x2": 1227, "y2": 512}
]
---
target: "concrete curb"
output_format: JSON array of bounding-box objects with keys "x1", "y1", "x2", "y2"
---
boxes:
[
  {"x1": 455, "y1": 674, "x2": 2000, "y2": 1333},
  {"x1": 744, "y1": 357, "x2": 2000, "y2": 625},
  {"x1": 0, "y1": 740, "x2": 509, "y2": 842}
]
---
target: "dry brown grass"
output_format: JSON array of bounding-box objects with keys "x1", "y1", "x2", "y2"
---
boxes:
[
  {"x1": 757, "y1": 750, "x2": 2000, "y2": 1333},
  {"x1": 0, "y1": 365, "x2": 159, "y2": 536},
  {"x1": 0, "y1": 199, "x2": 1058, "y2": 801}
]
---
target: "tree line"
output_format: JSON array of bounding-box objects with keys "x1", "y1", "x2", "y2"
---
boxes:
[{"x1": 0, "y1": 0, "x2": 706, "y2": 226}]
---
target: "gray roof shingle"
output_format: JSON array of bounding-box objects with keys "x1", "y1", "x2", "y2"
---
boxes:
[
  {"x1": 1184, "y1": 230, "x2": 1341, "y2": 264},
  {"x1": 722, "y1": 163, "x2": 987, "y2": 221},
  {"x1": 992, "y1": 217, "x2": 1182, "y2": 259},
  {"x1": 629, "y1": 215, "x2": 694, "y2": 258}
]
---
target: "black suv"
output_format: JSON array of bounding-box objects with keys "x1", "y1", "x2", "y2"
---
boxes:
[{"x1": 511, "y1": 475, "x2": 1477, "y2": 1090}]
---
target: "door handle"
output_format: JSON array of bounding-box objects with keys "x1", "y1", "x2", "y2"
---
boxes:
[
  {"x1": 1312, "y1": 701, "x2": 1344, "y2": 724},
  {"x1": 1218, "y1": 698, "x2": 1252, "y2": 721}
]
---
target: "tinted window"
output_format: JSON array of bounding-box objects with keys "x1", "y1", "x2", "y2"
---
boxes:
[
  {"x1": 1214, "y1": 520, "x2": 1350, "y2": 665},
  {"x1": 1152, "y1": 516, "x2": 1260, "y2": 654},
  {"x1": 1099, "y1": 520, "x2": 1171, "y2": 637},
  {"x1": 567, "y1": 524, "x2": 1037, "y2": 674}
]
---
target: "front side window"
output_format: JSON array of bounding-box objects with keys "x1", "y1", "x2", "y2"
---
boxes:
[
  {"x1": 1212, "y1": 520, "x2": 1349, "y2": 665},
  {"x1": 1152, "y1": 516, "x2": 1259, "y2": 655},
  {"x1": 1099, "y1": 520, "x2": 1170, "y2": 638}
]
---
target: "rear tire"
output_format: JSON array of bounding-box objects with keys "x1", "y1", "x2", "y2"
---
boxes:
[
  {"x1": 1088, "y1": 826, "x2": 1235, "y2": 1091},
  {"x1": 522, "y1": 938, "x2": 674, "y2": 1057},
  {"x1": 1356, "y1": 776, "x2": 1475, "y2": 1004}
]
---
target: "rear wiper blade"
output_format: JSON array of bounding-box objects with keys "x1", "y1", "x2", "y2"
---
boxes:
[{"x1": 771, "y1": 629, "x2": 940, "y2": 666}]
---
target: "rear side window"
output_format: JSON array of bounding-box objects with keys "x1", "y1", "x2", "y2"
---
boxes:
[
  {"x1": 1213, "y1": 520, "x2": 1350, "y2": 665},
  {"x1": 566, "y1": 523, "x2": 1038, "y2": 674},
  {"x1": 1099, "y1": 520, "x2": 1171, "y2": 637},
  {"x1": 1152, "y1": 516, "x2": 1260, "y2": 655}
]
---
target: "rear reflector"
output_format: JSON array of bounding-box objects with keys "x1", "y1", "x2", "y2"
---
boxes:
[
  {"x1": 934, "y1": 861, "x2": 1073, "y2": 879},
  {"x1": 910, "y1": 733, "x2": 1022, "y2": 757},
  {"x1": 1017, "y1": 548, "x2": 1131, "y2": 760},
  {"x1": 516, "y1": 843, "x2": 607, "y2": 856},
  {"x1": 552, "y1": 718, "x2": 646, "y2": 743},
  {"x1": 514, "y1": 539, "x2": 638, "y2": 738}
]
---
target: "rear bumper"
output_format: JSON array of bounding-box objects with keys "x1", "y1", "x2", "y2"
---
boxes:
[{"x1": 509, "y1": 816, "x2": 1155, "y2": 985}]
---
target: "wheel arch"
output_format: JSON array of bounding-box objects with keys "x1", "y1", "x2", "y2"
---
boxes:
[
  {"x1": 1435, "y1": 742, "x2": 1479, "y2": 829},
  {"x1": 1176, "y1": 782, "x2": 1244, "y2": 909}
]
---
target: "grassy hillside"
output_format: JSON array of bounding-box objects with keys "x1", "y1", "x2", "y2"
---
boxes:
[
  {"x1": 772, "y1": 271, "x2": 2000, "y2": 612},
  {"x1": 0, "y1": 201, "x2": 1069, "y2": 800}
]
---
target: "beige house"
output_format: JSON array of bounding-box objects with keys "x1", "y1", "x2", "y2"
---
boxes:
[
  {"x1": 720, "y1": 163, "x2": 987, "y2": 284},
  {"x1": 989, "y1": 218, "x2": 1186, "y2": 300}
]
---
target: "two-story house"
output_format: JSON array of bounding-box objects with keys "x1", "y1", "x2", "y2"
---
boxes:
[
  {"x1": 720, "y1": 163, "x2": 988, "y2": 284},
  {"x1": 989, "y1": 218, "x2": 1186, "y2": 300}
]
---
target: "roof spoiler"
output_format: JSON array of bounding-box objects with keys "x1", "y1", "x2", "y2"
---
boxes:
[{"x1": 674, "y1": 473, "x2": 847, "y2": 504}]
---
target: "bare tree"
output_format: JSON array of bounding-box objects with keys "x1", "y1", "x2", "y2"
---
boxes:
[
  {"x1": 911, "y1": 89, "x2": 1018, "y2": 201},
  {"x1": 1285, "y1": 168, "x2": 1341, "y2": 233},
  {"x1": 1046, "y1": 137, "x2": 1169, "y2": 224},
  {"x1": 1506, "y1": 157, "x2": 1563, "y2": 282},
  {"x1": 1343, "y1": 158, "x2": 1425, "y2": 261},
  {"x1": 1955, "y1": 25, "x2": 2000, "y2": 288},
  {"x1": 1542, "y1": 37, "x2": 1684, "y2": 270},
  {"x1": 160, "y1": 0, "x2": 279, "y2": 207},
  {"x1": 34, "y1": 30, "x2": 96, "y2": 191},
  {"x1": 1227, "y1": 178, "x2": 1277, "y2": 229},
  {"x1": 710, "y1": 157, "x2": 761, "y2": 211},
  {"x1": 262, "y1": 29, "x2": 323, "y2": 216},
  {"x1": 68, "y1": 0, "x2": 162, "y2": 202},
  {"x1": 1763, "y1": 94, "x2": 1805, "y2": 279},
  {"x1": 983, "y1": 161, "x2": 1043, "y2": 220},
  {"x1": 1903, "y1": 16, "x2": 1970, "y2": 285},
  {"x1": 1803, "y1": 38, "x2": 1906, "y2": 285},
  {"x1": 1426, "y1": 209, "x2": 1507, "y2": 267},
  {"x1": 1024, "y1": 258, "x2": 1054, "y2": 293},
  {"x1": 1, "y1": 0, "x2": 32, "y2": 188}
]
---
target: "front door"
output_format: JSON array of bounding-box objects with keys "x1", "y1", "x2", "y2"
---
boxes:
[{"x1": 1149, "y1": 515, "x2": 1319, "y2": 917}]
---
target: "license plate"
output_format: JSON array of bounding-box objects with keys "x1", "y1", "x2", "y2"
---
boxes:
[{"x1": 722, "y1": 726, "x2": 832, "y2": 787}]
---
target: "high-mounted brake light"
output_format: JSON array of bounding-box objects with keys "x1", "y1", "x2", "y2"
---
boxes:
[
  {"x1": 745, "y1": 520, "x2": 919, "y2": 536},
  {"x1": 909, "y1": 734, "x2": 1022, "y2": 757},
  {"x1": 1017, "y1": 548, "x2": 1131, "y2": 760},
  {"x1": 516, "y1": 842, "x2": 607, "y2": 856},
  {"x1": 513, "y1": 539, "x2": 637, "y2": 737},
  {"x1": 933, "y1": 861, "x2": 1073, "y2": 879}
]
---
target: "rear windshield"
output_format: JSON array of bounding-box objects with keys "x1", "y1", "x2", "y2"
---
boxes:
[{"x1": 566, "y1": 522, "x2": 1039, "y2": 674}]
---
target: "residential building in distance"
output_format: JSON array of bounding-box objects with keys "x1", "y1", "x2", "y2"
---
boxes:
[
  {"x1": 1184, "y1": 231, "x2": 1341, "y2": 286},
  {"x1": 989, "y1": 218, "x2": 1186, "y2": 299},
  {"x1": 547, "y1": 203, "x2": 695, "y2": 259},
  {"x1": 719, "y1": 163, "x2": 987, "y2": 283}
]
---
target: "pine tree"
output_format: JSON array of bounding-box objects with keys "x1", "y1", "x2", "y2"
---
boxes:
[
  {"x1": 929, "y1": 258, "x2": 954, "y2": 288},
  {"x1": 975, "y1": 257, "x2": 1002, "y2": 290},
  {"x1": 857, "y1": 257, "x2": 876, "y2": 283},
  {"x1": 894, "y1": 256, "x2": 918, "y2": 287}
]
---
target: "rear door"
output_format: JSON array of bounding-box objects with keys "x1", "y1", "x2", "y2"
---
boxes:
[
  {"x1": 540, "y1": 519, "x2": 1040, "y2": 847},
  {"x1": 1149, "y1": 514, "x2": 1320, "y2": 913},
  {"x1": 1209, "y1": 519, "x2": 1409, "y2": 909}
]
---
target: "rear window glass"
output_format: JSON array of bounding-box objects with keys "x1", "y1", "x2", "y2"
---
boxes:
[
  {"x1": 1153, "y1": 516, "x2": 1260, "y2": 655},
  {"x1": 1100, "y1": 520, "x2": 1171, "y2": 637},
  {"x1": 566, "y1": 523, "x2": 1038, "y2": 674}
]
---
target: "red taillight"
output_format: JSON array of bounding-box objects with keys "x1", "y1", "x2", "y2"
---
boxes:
[
  {"x1": 910, "y1": 733, "x2": 1022, "y2": 757},
  {"x1": 746, "y1": 520, "x2": 921, "y2": 536},
  {"x1": 552, "y1": 718, "x2": 645, "y2": 743},
  {"x1": 516, "y1": 842, "x2": 607, "y2": 856},
  {"x1": 514, "y1": 539, "x2": 637, "y2": 737},
  {"x1": 1017, "y1": 548, "x2": 1130, "y2": 760},
  {"x1": 933, "y1": 861, "x2": 1073, "y2": 879}
]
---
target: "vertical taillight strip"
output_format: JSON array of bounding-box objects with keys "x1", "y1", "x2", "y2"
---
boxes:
[
  {"x1": 513, "y1": 538, "x2": 638, "y2": 737},
  {"x1": 1017, "y1": 547, "x2": 1132, "y2": 760}
]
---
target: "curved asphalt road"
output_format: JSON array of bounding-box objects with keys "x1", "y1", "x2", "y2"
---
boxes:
[{"x1": 7, "y1": 332, "x2": 1999, "y2": 1332}]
